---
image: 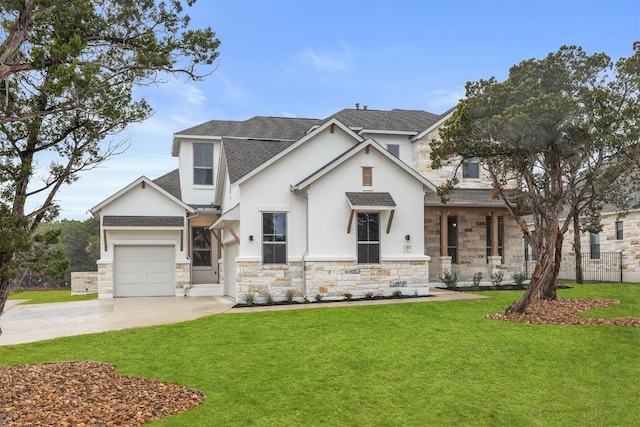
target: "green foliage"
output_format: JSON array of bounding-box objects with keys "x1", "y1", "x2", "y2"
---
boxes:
[
  {"x1": 440, "y1": 271, "x2": 457, "y2": 289},
  {"x1": 314, "y1": 294, "x2": 323, "y2": 302},
  {"x1": 0, "y1": 0, "x2": 220, "y2": 317},
  {"x1": 265, "y1": 293, "x2": 274, "y2": 305},
  {"x1": 391, "y1": 289, "x2": 402, "y2": 297},
  {"x1": 430, "y1": 43, "x2": 640, "y2": 309},
  {"x1": 512, "y1": 271, "x2": 528, "y2": 287},
  {"x1": 1, "y1": 283, "x2": 637, "y2": 426},
  {"x1": 364, "y1": 291, "x2": 374, "y2": 299},
  {"x1": 491, "y1": 271, "x2": 504, "y2": 289},
  {"x1": 472, "y1": 272, "x2": 483, "y2": 290},
  {"x1": 243, "y1": 293, "x2": 255, "y2": 306},
  {"x1": 343, "y1": 292, "x2": 353, "y2": 300},
  {"x1": 284, "y1": 289, "x2": 296, "y2": 303}
]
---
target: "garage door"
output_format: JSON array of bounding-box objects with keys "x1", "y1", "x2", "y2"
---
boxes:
[
  {"x1": 224, "y1": 243, "x2": 238, "y2": 299},
  {"x1": 114, "y1": 245, "x2": 175, "y2": 297}
]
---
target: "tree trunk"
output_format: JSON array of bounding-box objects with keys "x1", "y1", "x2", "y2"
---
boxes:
[
  {"x1": 0, "y1": 276, "x2": 12, "y2": 337},
  {"x1": 508, "y1": 228, "x2": 562, "y2": 313},
  {"x1": 573, "y1": 213, "x2": 584, "y2": 283}
]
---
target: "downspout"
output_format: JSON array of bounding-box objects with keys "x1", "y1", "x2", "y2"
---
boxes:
[{"x1": 291, "y1": 185, "x2": 309, "y2": 299}]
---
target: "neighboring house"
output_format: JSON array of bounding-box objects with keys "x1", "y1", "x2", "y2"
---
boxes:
[{"x1": 90, "y1": 107, "x2": 525, "y2": 300}]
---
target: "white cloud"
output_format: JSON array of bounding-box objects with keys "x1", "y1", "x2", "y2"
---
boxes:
[
  {"x1": 301, "y1": 46, "x2": 349, "y2": 71},
  {"x1": 423, "y1": 89, "x2": 465, "y2": 112},
  {"x1": 215, "y1": 72, "x2": 249, "y2": 103}
]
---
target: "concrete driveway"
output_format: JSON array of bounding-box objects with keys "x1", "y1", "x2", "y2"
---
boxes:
[
  {"x1": 0, "y1": 296, "x2": 235, "y2": 346},
  {"x1": 0, "y1": 289, "x2": 485, "y2": 346}
]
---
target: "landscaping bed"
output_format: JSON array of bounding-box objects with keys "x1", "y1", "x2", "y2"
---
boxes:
[
  {"x1": 232, "y1": 292, "x2": 433, "y2": 308},
  {"x1": 0, "y1": 361, "x2": 204, "y2": 426}
]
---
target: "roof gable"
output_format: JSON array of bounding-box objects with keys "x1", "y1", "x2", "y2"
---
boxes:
[
  {"x1": 291, "y1": 138, "x2": 437, "y2": 192},
  {"x1": 224, "y1": 138, "x2": 296, "y2": 184},
  {"x1": 90, "y1": 176, "x2": 195, "y2": 215}
]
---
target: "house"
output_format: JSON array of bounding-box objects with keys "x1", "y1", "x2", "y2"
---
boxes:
[{"x1": 90, "y1": 107, "x2": 526, "y2": 301}]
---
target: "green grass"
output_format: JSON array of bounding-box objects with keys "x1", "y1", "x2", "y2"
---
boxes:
[
  {"x1": 1, "y1": 283, "x2": 639, "y2": 426},
  {"x1": 8, "y1": 289, "x2": 97, "y2": 305}
]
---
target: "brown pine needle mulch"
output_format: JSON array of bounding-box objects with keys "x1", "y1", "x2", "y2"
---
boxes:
[
  {"x1": 0, "y1": 361, "x2": 204, "y2": 426},
  {"x1": 487, "y1": 298, "x2": 640, "y2": 327}
]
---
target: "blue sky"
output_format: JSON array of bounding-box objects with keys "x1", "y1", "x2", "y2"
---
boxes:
[{"x1": 51, "y1": 0, "x2": 640, "y2": 219}]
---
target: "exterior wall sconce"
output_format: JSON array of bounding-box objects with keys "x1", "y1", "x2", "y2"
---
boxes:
[
  {"x1": 249, "y1": 235, "x2": 253, "y2": 241},
  {"x1": 405, "y1": 234, "x2": 410, "y2": 241}
]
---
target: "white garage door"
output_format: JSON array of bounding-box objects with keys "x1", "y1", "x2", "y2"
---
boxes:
[
  {"x1": 114, "y1": 245, "x2": 175, "y2": 297},
  {"x1": 224, "y1": 243, "x2": 238, "y2": 299}
]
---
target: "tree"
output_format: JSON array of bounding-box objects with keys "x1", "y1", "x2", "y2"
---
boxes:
[
  {"x1": 430, "y1": 43, "x2": 640, "y2": 313},
  {"x1": 0, "y1": 0, "x2": 220, "y2": 329}
]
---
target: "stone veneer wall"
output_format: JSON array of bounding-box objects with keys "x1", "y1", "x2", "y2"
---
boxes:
[
  {"x1": 71, "y1": 272, "x2": 98, "y2": 294},
  {"x1": 424, "y1": 209, "x2": 524, "y2": 283},
  {"x1": 234, "y1": 260, "x2": 428, "y2": 301}
]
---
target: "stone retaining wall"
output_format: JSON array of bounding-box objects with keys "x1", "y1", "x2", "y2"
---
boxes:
[{"x1": 71, "y1": 272, "x2": 98, "y2": 295}]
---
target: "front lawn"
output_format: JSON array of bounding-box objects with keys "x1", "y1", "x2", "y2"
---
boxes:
[
  {"x1": 8, "y1": 289, "x2": 97, "y2": 305},
  {"x1": 1, "y1": 283, "x2": 638, "y2": 426}
]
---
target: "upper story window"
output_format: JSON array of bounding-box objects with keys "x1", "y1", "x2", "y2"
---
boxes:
[
  {"x1": 387, "y1": 144, "x2": 400, "y2": 158},
  {"x1": 616, "y1": 221, "x2": 623, "y2": 240},
  {"x1": 193, "y1": 143, "x2": 213, "y2": 185},
  {"x1": 263, "y1": 212, "x2": 287, "y2": 264},
  {"x1": 590, "y1": 232, "x2": 600, "y2": 260},
  {"x1": 463, "y1": 158, "x2": 479, "y2": 179}
]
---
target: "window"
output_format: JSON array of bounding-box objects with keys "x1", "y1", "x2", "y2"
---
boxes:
[
  {"x1": 387, "y1": 144, "x2": 400, "y2": 158},
  {"x1": 263, "y1": 213, "x2": 287, "y2": 264},
  {"x1": 616, "y1": 221, "x2": 623, "y2": 240},
  {"x1": 463, "y1": 158, "x2": 479, "y2": 179},
  {"x1": 192, "y1": 227, "x2": 212, "y2": 267},
  {"x1": 193, "y1": 143, "x2": 213, "y2": 185},
  {"x1": 362, "y1": 166, "x2": 373, "y2": 187},
  {"x1": 447, "y1": 216, "x2": 458, "y2": 264},
  {"x1": 357, "y1": 213, "x2": 380, "y2": 264},
  {"x1": 524, "y1": 231, "x2": 538, "y2": 261},
  {"x1": 590, "y1": 232, "x2": 600, "y2": 260},
  {"x1": 486, "y1": 216, "x2": 504, "y2": 262}
]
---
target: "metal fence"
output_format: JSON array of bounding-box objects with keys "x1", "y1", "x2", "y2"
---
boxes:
[{"x1": 523, "y1": 252, "x2": 623, "y2": 283}]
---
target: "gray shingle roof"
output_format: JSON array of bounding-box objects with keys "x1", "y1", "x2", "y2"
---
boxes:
[
  {"x1": 103, "y1": 216, "x2": 184, "y2": 227},
  {"x1": 325, "y1": 108, "x2": 442, "y2": 133},
  {"x1": 424, "y1": 188, "x2": 505, "y2": 207},
  {"x1": 346, "y1": 192, "x2": 397, "y2": 207},
  {"x1": 224, "y1": 138, "x2": 295, "y2": 183},
  {"x1": 176, "y1": 116, "x2": 321, "y2": 140},
  {"x1": 153, "y1": 169, "x2": 181, "y2": 199}
]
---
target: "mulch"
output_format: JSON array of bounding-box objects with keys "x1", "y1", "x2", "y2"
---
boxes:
[
  {"x1": 0, "y1": 361, "x2": 204, "y2": 426},
  {"x1": 1, "y1": 298, "x2": 637, "y2": 426}
]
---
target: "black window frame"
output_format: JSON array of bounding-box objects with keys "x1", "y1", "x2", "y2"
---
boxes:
[
  {"x1": 357, "y1": 212, "x2": 380, "y2": 264},
  {"x1": 447, "y1": 216, "x2": 458, "y2": 264},
  {"x1": 262, "y1": 212, "x2": 287, "y2": 264}
]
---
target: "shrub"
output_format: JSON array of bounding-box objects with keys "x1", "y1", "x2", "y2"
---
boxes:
[
  {"x1": 343, "y1": 292, "x2": 353, "y2": 300},
  {"x1": 391, "y1": 289, "x2": 402, "y2": 297},
  {"x1": 314, "y1": 293, "x2": 323, "y2": 302},
  {"x1": 243, "y1": 293, "x2": 256, "y2": 306},
  {"x1": 441, "y1": 271, "x2": 458, "y2": 289},
  {"x1": 284, "y1": 289, "x2": 296, "y2": 303},
  {"x1": 472, "y1": 272, "x2": 483, "y2": 290},
  {"x1": 364, "y1": 291, "x2": 374, "y2": 299},
  {"x1": 512, "y1": 270, "x2": 528, "y2": 287},
  {"x1": 491, "y1": 270, "x2": 504, "y2": 289},
  {"x1": 265, "y1": 292, "x2": 274, "y2": 304}
]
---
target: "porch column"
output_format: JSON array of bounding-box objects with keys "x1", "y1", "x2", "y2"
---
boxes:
[
  {"x1": 487, "y1": 212, "x2": 503, "y2": 278},
  {"x1": 439, "y1": 211, "x2": 452, "y2": 278}
]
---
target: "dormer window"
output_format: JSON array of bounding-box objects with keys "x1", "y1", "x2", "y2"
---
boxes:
[
  {"x1": 194, "y1": 143, "x2": 213, "y2": 185},
  {"x1": 462, "y1": 158, "x2": 479, "y2": 179}
]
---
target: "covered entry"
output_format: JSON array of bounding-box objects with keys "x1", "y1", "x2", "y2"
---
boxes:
[{"x1": 114, "y1": 245, "x2": 176, "y2": 297}]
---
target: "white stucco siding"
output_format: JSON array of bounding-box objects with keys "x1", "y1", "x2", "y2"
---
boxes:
[
  {"x1": 235, "y1": 128, "x2": 358, "y2": 262},
  {"x1": 306, "y1": 149, "x2": 427, "y2": 261},
  {"x1": 360, "y1": 134, "x2": 413, "y2": 166},
  {"x1": 177, "y1": 137, "x2": 221, "y2": 205},
  {"x1": 100, "y1": 183, "x2": 187, "y2": 217},
  {"x1": 101, "y1": 229, "x2": 185, "y2": 262}
]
